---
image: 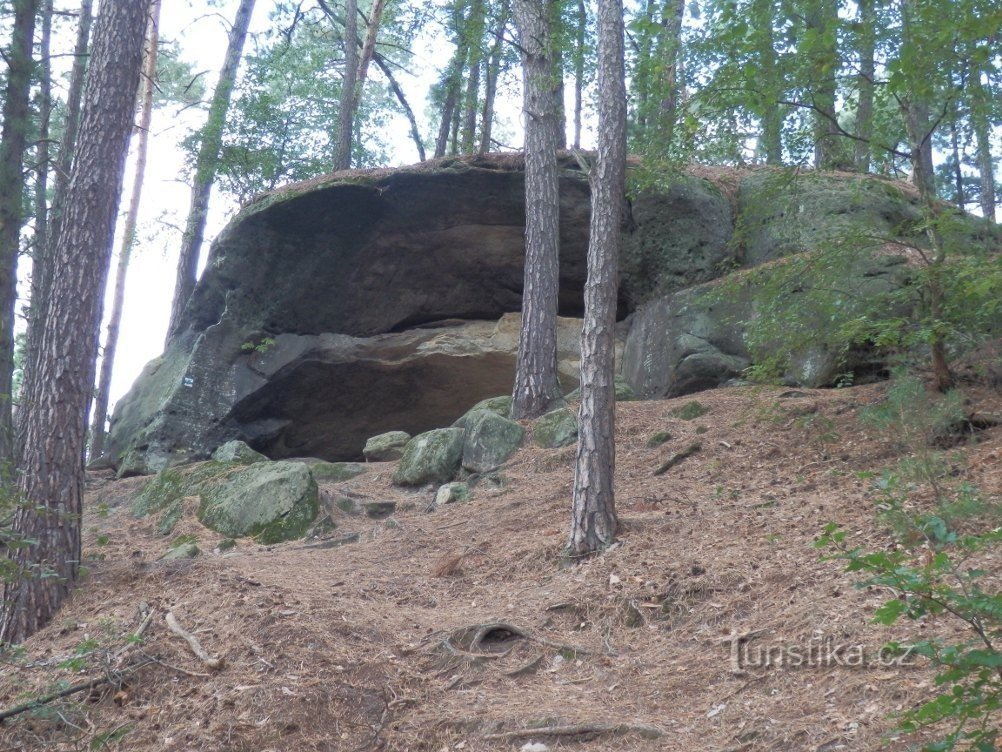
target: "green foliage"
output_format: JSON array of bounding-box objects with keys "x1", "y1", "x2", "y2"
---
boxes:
[
  {"x1": 819, "y1": 376, "x2": 1001, "y2": 750},
  {"x1": 240, "y1": 336, "x2": 275, "y2": 354},
  {"x1": 670, "y1": 400, "x2": 708, "y2": 420}
]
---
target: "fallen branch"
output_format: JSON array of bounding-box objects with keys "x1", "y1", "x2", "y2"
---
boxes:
[
  {"x1": 484, "y1": 722, "x2": 664, "y2": 741},
  {"x1": 0, "y1": 659, "x2": 155, "y2": 724},
  {"x1": 653, "y1": 442, "x2": 702, "y2": 476},
  {"x1": 165, "y1": 611, "x2": 224, "y2": 671}
]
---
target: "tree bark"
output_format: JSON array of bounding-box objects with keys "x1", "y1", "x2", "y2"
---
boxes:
[
  {"x1": 165, "y1": 0, "x2": 255, "y2": 346},
  {"x1": 21, "y1": 0, "x2": 93, "y2": 437},
  {"x1": 435, "y1": 31, "x2": 468, "y2": 158},
  {"x1": 652, "y1": 0, "x2": 686, "y2": 149},
  {"x1": 90, "y1": 0, "x2": 161, "y2": 461},
  {"x1": 479, "y1": 4, "x2": 509, "y2": 154},
  {"x1": 336, "y1": 0, "x2": 387, "y2": 168},
  {"x1": 569, "y1": 0, "x2": 625, "y2": 557},
  {"x1": 970, "y1": 73, "x2": 996, "y2": 221},
  {"x1": 806, "y1": 0, "x2": 840, "y2": 169},
  {"x1": 33, "y1": 0, "x2": 54, "y2": 293},
  {"x1": 572, "y1": 0, "x2": 585, "y2": 149},
  {"x1": 853, "y1": 0, "x2": 875, "y2": 172},
  {"x1": 753, "y1": 0, "x2": 782, "y2": 165},
  {"x1": 373, "y1": 53, "x2": 425, "y2": 161},
  {"x1": 0, "y1": 0, "x2": 40, "y2": 471},
  {"x1": 511, "y1": 0, "x2": 564, "y2": 420},
  {"x1": 0, "y1": 0, "x2": 147, "y2": 645}
]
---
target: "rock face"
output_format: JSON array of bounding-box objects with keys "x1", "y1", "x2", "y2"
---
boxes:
[{"x1": 109, "y1": 157, "x2": 976, "y2": 474}]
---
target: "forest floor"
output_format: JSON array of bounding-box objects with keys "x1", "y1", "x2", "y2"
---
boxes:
[{"x1": 0, "y1": 378, "x2": 999, "y2": 752}]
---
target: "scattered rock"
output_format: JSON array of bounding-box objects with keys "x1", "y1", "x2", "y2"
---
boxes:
[
  {"x1": 161, "y1": 543, "x2": 200, "y2": 561},
  {"x1": 453, "y1": 395, "x2": 513, "y2": 429},
  {"x1": 435, "y1": 482, "x2": 471, "y2": 506},
  {"x1": 646, "y1": 430, "x2": 673, "y2": 448},
  {"x1": 211, "y1": 440, "x2": 267, "y2": 464},
  {"x1": 462, "y1": 411, "x2": 524, "y2": 473},
  {"x1": 363, "y1": 501, "x2": 396, "y2": 519},
  {"x1": 363, "y1": 431, "x2": 411, "y2": 462},
  {"x1": 393, "y1": 428, "x2": 465, "y2": 486},
  {"x1": 333, "y1": 495, "x2": 361, "y2": 515},
  {"x1": 197, "y1": 461, "x2": 319, "y2": 544},
  {"x1": 305, "y1": 514, "x2": 338, "y2": 540},
  {"x1": 303, "y1": 460, "x2": 367, "y2": 482},
  {"x1": 564, "y1": 376, "x2": 636, "y2": 402},
  {"x1": 533, "y1": 408, "x2": 578, "y2": 448},
  {"x1": 671, "y1": 401, "x2": 709, "y2": 421}
]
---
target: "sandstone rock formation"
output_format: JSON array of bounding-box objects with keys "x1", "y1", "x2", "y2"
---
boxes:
[{"x1": 109, "y1": 156, "x2": 976, "y2": 474}]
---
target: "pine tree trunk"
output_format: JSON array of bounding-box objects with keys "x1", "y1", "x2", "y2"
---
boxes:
[
  {"x1": 511, "y1": 0, "x2": 563, "y2": 420},
  {"x1": 970, "y1": 75, "x2": 996, "y2": 221},
  {"x1": 90, "y1": 0, "x2": 161, "y2": 461},
  {"x1": 572, "y1": 0, "x2": 585, "y2": 149},
  {"x1": 479, "y1": 7, "x2": 508, "y2": 154},
  {"x1": 753, "y1": 0, "x2": 782, "y2": 165},
  {"x1": 33, "y1": 0, "x2": 53, "y2": 287},
  {"x1": 0, "y1": 0, "x2": 40, "y2": 470},
  {"x1": 807, "y1": 0, "x2": 840, "y2": 169},
  {"x1": 853, "y1": 0, "x2": 875, "y2": 172},
  {"x1": 435, "y1": 40, "x2": 467, "y2": 158},
  {"x1": 165, "y1": 0, "x2": 255, "y2": 346},
  {"x1": 461, "y1": 57, "x2": 482, "y2": 153},
  {"x1": 652, "y1": 0, "x2": 686, "y2": 149},
  {"x1": 569, "y1": 0, "x2": 625, "y2": 557},
  {"x1": 0, "y1": 0, "x2": 147, "y2": 645},
  {"x1": 21, "y1": 0, "x2": 93, "y2": 434},
  {"x1": 334, "y1": 0, "x2": 359, "y2": 169},
  {"x1": 373, "y1": 54, "x2": 425, "y2": 161}
]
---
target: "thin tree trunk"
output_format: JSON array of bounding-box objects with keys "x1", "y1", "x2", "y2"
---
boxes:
[
  {"x1": 0, "y1": 0, "x2": 40, "y2": 471},
  {"x1": 480, "y1": 5, "x2": 508, "y2": 154},
  {"x1": 854, "y1": 0, "x2": 875, "y2": 172},
  {"x1": 572, "y1": 0, "x2": 585, "y2": 149},
  {"x1": 165, "y1": 0, "x2": 255, "y2": 346},
  {"x1": 754, "y1": 0, "x2": 782, "y2": 165},
  {"x1": 373, "y1": 53, "x2": 425, "y2": 161},
  {"x1": 435, "y1": 33, "x2": 467, "y2": 158},
  {"x1": 334, "y1": 0, "x2": 359, "y2": 169},
  {"x1": 949, "y1": 114, "x2": 964, "y2": 211},
  {"x1": 970, "y1": 74, "x2": 996, "y2": 221},
  {"x1": 569, "y1": 0, "x2": 625, "y2": 557},
  {"x1": 0, "y1": 0, "x2": 147, "y2": 645},
  {"x1": 33, "y1": 0, "x2": 54, "y2": 290},
  {"x1": 807, "y1": 0, "x2": 840, "y2": 169},
  {"x1": 21, "y1": 0, "x2": 93, "y2": 433},
  {"x1": 335, "y1": 0, "x2": 387, "y2": 168},
  {"x1": 652, "y1": 0, "x2": 685, "y2": 149},
  {"x1": 90, "y1": 0, "x2": 161, "y2": 461},
  {"x1": 511, "y1": 0, "x2": 563, "y2": 420},
  {"x1": 461, "y1": 57, "x2": 482, "y2": 153}
]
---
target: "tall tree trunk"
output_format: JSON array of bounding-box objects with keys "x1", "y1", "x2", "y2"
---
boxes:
[
  {"x1": 480, "y1": 5, "x2": 508, "y2": 154},
  {"x1": 511, "y1": 0, "x2": 564, "y2": 420},
  {"x1": 949, "y1": 113, "x2": 964, "y2": 211},
  {"x1": 569, "y1": 0, "x2": 625, "y2": 557},
  {"x1": 970, "y1": 74, "x2": 996, "y2": 221},
  {"x1": 854, "y1": 0, "x2": 875, "y2": 172},
  {"x1": 753, "y1": 0, "x2": 782, "y2": 165},
  {"x1": 336, "y1": 0, "x2": 387, "y2": 168},
  {"x1": 33, "y1": 0, "x2": 53, "y2": 287},
  {"x1": 652, "y1": 0, "x2": 686, "y2": 149},
  {"x1": 21, "y1": 0, "x2": 93, "y2": 435},
  {"x1": 572, "y1": 0, "x2": 585, "y2": 149},
  {"x1": 165, "y1": 0, "x2": 255, "y2": 346},
  {"x1": 0, "y1": 0, "x2": 40, "y2": 471},
  {"x1": 435, "y1": 39, "x2": 467, "y2": 158},
  {"x1": 373, "y1": 53, "x2": 425, "y2": 161},
  {"x1": 334, "y1": 0, "x2": 359, "y2": 169},
  {"x1": 806, "y1": 0, "x2": 840, "y2": 169},
  {"x1": 461, "y1": 57, "x2": 482, "y2": 153},
  {"x1": 0, "y1": 0, "x2": 147, "y2": 645},
  {"x1": 90, "y1": 0, "x2": 161, "y2": 461}
]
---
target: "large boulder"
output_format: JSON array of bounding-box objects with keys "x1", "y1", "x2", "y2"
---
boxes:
[
  {"x1": 621, "y1": 175, "x2": 735, "y2": 306},
  {"x1": 393, "y1": 428, "x2": 465, "y2": 486},
  {"x1": 133, "y1": 460, "x2": 319, "y2": 544},
  {"x1": 623, "y1": 254, "x2": 912, "y2": 398},
  {"x1": 461, "y1": 411, "x2": 524, "y2": 472}
]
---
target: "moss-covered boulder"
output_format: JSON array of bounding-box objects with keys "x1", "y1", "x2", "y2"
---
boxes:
[
  {"x1": 453, "y1": 395, "x2": 513, "y2": 429},
  {"x1": 393, "y1": 428, "x2": 465, "y2": 486},
  {"x1": 621, "y1": 175, "x2": 735, "y2": 305},
  {"x1": 211, "y1": 440, "x2": 267, "y2": 464},
  {"x1": 462, "y1": 411, "x2": 524, "y2": 473},
  {"x1": 533, "y1": 408, "x2": 578, "y2": 448},
  {"x1": 197, "y1": 461, "x2": 318, "y2": 544},
  {"x1": 363, "y1": 431, "x2": 411, "y2": 461},
  {"x1": 301, "y1": 460, "x2": 367, "y2": 482}
]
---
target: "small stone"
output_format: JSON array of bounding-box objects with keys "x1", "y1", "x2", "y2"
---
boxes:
[
  {"x1": 210, "y1": 440, "x2": 267, "y2": 464},
  {"x1": 160, "y1": 543, "x2": 199, "y2": 561},
  {"x1": 462, "y1": 411, "x2": 524, "y2": 473},
  {"x1": 435, "y1": 482, "x2": 470, "y2": 506},
  {"x1": 393, "y1": 428, "x2": 465, "y2": 486},
  {"x1": 363, "y1": 501, "x2": 396, "y2": 519},
  {"x1": 333, "y1": 496, "x2": 361, "y2": 515},
  {"x1": 363, "y1": 431, "x2": 411, "y2": 462},
  {"x1": 305, "y1": 514, "x2": 337, "y2": 540}
]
